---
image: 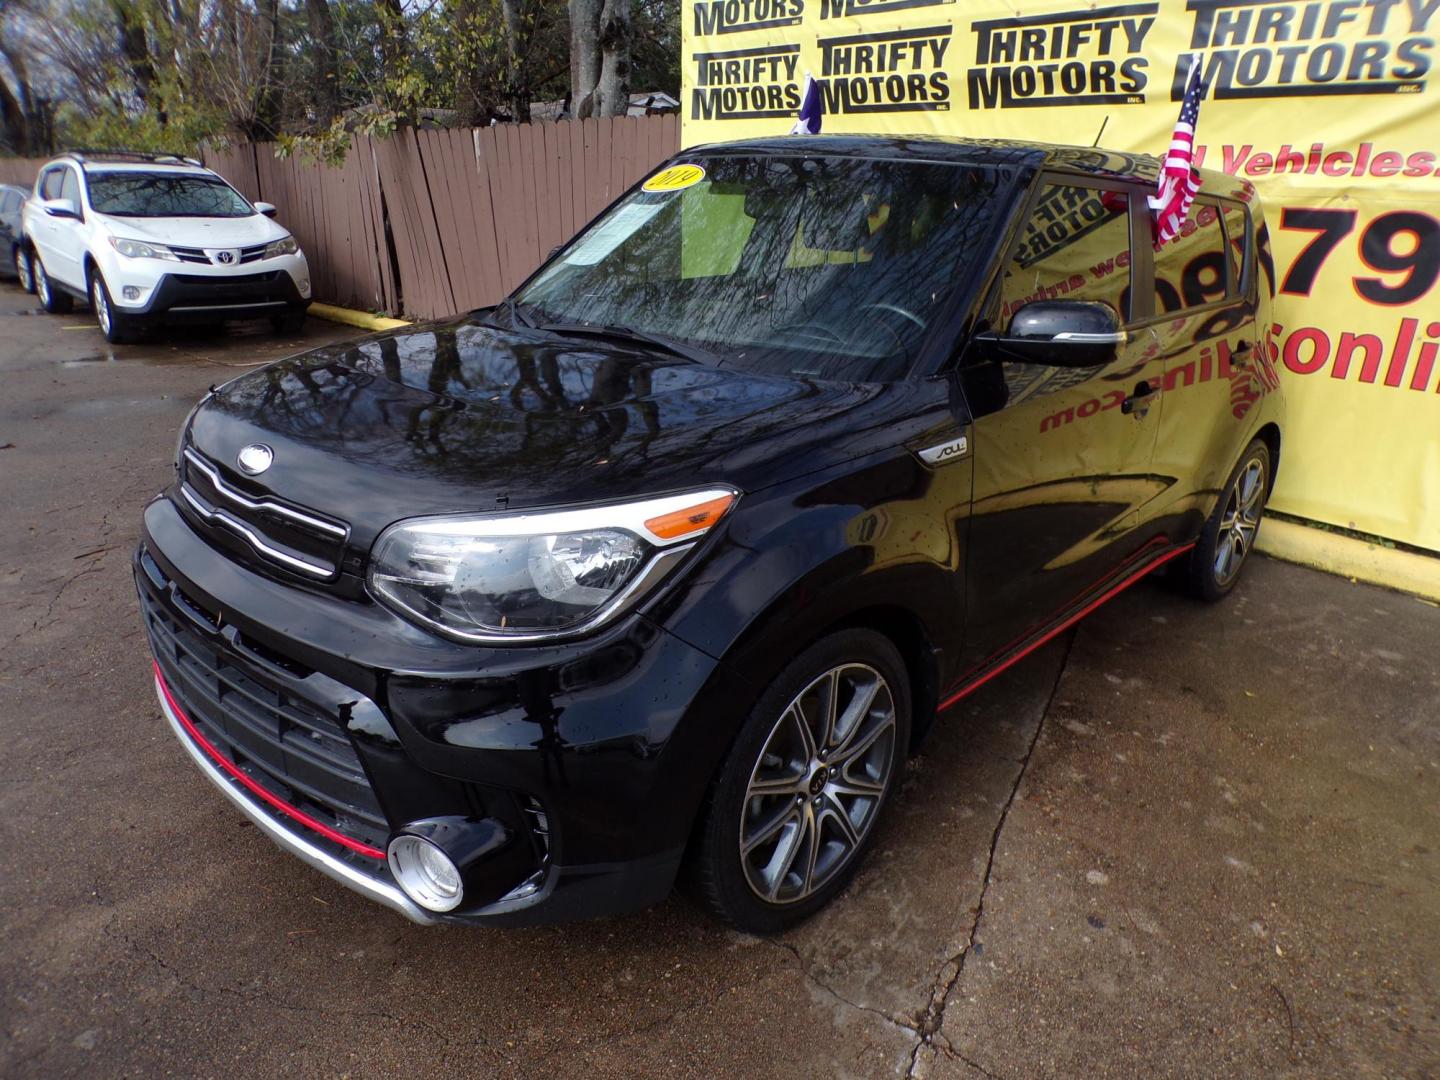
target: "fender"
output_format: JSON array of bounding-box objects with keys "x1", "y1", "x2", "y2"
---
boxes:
[{"x1": 650, "y1": 446, "x2": 968, "y2": 712}]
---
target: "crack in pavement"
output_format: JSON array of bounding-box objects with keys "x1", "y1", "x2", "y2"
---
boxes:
[
  {"x1": 768, "y1": 938, "x2": 922, "y2": 1038},
  {"x1": 904, "y1": 630, "x2": 1077, "y2": 1079}
]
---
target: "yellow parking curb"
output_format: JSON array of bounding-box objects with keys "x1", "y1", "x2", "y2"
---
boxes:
[
  {"x1": 308, "y1": 302, "x2": 410, "y2": 332},
  {"x1": 1257, "y1": 518, "x2": 1440, "y2": 602}
]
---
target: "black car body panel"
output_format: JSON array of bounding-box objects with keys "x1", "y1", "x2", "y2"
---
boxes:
[
  {"x1": 0, "y1": 183, "x2": 27, "y2": 275},
  {"x1": 138, "y1": 135, "x2": 1284, "y2": 924}
]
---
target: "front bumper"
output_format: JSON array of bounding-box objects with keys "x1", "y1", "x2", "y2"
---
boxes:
[
  {"x1": 152, "y1": 669, "x2": 436, "y2": 924},
  {"x1": 105, "y1": 250, "x2": 311, "y2": 320},
  {"x1": 136, "y1": 493, "x2": 747, "y2": 925}
]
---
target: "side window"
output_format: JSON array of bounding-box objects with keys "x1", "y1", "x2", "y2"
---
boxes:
[
  {"x1": 999, "y1": 182, "x2": 1134, "y2": 326},
  {"x1": 39, "y1": 169, "x2": 63, "y2": 200},
  {"x1": 1221, "y1": 203, "x2": 1248, "y2": 296},
  {"x1": 1153, "y1": 200, "x2": 1228, "y2": 315},
  {"x1": 58, "y1": 168, "x2": 80, "y2": 205},
  {"x1": 0, "y1": 192, "x2": 13, "y2": 213}
]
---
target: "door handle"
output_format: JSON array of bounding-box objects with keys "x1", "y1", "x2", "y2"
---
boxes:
[{"x1": 1121, "y1": 380, "x2": 1159, "y2": 416}]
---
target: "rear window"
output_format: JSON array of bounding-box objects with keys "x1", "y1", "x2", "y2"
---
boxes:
[{"x1": 1153, "y1": 200, "x2": 1228, "y2": 315}]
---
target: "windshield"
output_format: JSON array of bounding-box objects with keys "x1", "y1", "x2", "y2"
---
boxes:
[
  {"x1": 515, "y1": 154, "x2": 1008, "y2": 382},
  {"x1": 87, "y1": 173, "x2": 253, "y2": 218}
]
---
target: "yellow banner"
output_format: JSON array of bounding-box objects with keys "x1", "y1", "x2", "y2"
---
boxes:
[{"x1": 682, "y1": 0, "x2": 1440, "y2": 554}]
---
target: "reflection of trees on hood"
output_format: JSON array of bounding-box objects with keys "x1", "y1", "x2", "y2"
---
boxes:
[{"x1": 206, "y1": 320, "x2": 882, "y2": 484}]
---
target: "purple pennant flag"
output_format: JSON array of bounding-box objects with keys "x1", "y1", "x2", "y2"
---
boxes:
[{"x1": 791, "y1": 74, "x2": 822, "y2": 135}]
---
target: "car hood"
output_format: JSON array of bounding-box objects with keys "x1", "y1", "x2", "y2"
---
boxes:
[
  {"x1": 186, "y1": 316, "x2": 909, "y2": 546},
  {"x1": 100, "y1": 212, "x2": 286, "y2": 247}
]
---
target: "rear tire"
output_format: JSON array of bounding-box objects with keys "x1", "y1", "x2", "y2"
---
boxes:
[
  {"x1": 34, "y1": 256, "x2": 73, "y2": 314},
  {"x1": 14, "y1": 244, "x2": 33, "y2": 293},
  {"x1": 90, "y1": 271, "x2": 137, "y2": 344},
  {"x1": 688, "y1": 628, "x2": 912, "y2": 934},
  {"x1": 1183, "y1": 438, "x2": 1271, "y2": 602}
]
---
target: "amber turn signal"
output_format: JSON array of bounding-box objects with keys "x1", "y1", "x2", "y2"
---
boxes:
[{"x1": 644, "y1": 494, "x2": 736, "y2": 541}]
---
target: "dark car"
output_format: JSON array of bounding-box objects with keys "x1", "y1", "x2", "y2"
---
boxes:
[
  {"x1": 1, "y1": 183, "x2": 30, "y2": 289},
  {"x1": 136, "y1": 136, "x2": 1284, "y2": 932}
]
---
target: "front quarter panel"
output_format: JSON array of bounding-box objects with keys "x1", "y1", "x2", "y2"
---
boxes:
[{"x1": 653, "y1": 446, "x2": 970, "y2": 701}]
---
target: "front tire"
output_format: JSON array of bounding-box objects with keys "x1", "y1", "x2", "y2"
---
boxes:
[
  {"x1": 689, "y1": 628, "x2": 912, "y2": 933},
  {"x1": 1183, "y1": 438, "x2": 1271, "y2": 601},
  {"x1": 90, "y1": 271, "x2": 136, "y2": 344},
  {"x1": 14, "y1": 244, "x2": 33, "y2": 293},
  {"x1": 34, "y1": 256, "x2": 74, "y2": 314}
]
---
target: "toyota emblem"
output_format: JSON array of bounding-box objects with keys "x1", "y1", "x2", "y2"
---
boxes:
[
  {"x1": 237, "y1": 443, "x2": 273, "y2": 475},
  {"x1": 216, "y1": 250, "x2": 236, "y2": 264}
]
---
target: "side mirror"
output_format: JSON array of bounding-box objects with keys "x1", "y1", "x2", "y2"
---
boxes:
[
  {"x1": 42, "y1": 197, "x2": 80, "y2": 220},
  {"x1": 254, "y1": 201, "x2": 278, "y2": 218},
  {"x1": 976, "y1": 300, "x2": 1125, "y2": 368}
]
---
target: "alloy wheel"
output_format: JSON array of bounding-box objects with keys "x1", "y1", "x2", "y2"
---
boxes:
[
  {"x1": 1214, "y1": 456, "x2": 1266, "y2": 587},
  {"x1": 739, "y1": 663, "x2": 897, "y2": 905},
  {"x1": 35, "y1": 262, "x2": 49, "y2": 305},
  {"x1": 93, "y1": 278, "x2": 111, "y2": 335},
  {"x1": 15, "y1": 248, "x2": 31, "y2": 292}
]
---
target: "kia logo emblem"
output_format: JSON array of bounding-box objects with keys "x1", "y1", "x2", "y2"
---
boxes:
[
  {"x1": 237, "y1": 443, "x2": 273, "y2": 475},
  {"x1": 216, "y1": 250, "x2": 235, "y2": 264}
]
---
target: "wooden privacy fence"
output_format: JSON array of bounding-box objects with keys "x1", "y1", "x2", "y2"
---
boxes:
[
  {"x1": 0, "y1": 113, "x2": 680, "y2": 320},
  {"x1": 0, "y1": 157, "x2": 43, "y2": 187},
  {"x1": 207, "y1": 114, "x2": 681, "y2": 319}
]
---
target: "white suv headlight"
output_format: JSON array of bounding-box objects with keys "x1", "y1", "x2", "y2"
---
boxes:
[
  {"x1": 109, "y1": 237, "x2": 178, "y2": 261},
  {"x1": 368, "y1": 489, "x2": 737, "y2": 642},
  {"x1": 263, "y1": 236, "x2": 299, "y2": 259}
]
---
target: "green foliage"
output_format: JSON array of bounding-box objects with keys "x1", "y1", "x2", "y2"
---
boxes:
[{"x1": 20, "y1": 0, "x2": 682, "y2": 161}]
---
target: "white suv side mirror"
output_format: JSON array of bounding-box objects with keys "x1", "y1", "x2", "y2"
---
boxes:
[
  {"x1": 253, "y1": 201, "x2": 278, "y2": 218},
  {"x1": 41, "y1": 197, "x2": 80, "y2": 220}
]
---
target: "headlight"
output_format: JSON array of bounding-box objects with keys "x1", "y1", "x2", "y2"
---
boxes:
[
  {"x1": 368, "y1": 489, "x2": 737, "y2": 642},
  {"x1": 109, "y1": 237, "x2": 178, "y2": 261},
  {"x1": 263, "y1": 236, "x2": 299, "y2": 258}
]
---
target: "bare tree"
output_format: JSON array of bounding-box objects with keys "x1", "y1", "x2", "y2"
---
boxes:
[
  {"x1": 568, "y1": 0, "x2": 600, "y2": 117},
  {"x1": 304, "y1": 0, "x2": 339, "y2": 124},
  {"x1": 594, "y1": 0, "x2": 629, "y2": 116},
  {"x1": 570, "y1": 0, "x2": 630, "y2": 117}
]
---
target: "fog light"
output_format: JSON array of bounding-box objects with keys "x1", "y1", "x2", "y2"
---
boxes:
[
  {"x1": 298, "y1": 278, "x2": 311, "y2": 297},
  {"x1": 387, "y1": 834, "x2": 463, "y2": 912},
  {"x1": 123, "y1": 286, "x2": 141, "y2": 301}
]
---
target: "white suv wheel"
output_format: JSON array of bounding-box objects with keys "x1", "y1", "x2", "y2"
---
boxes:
[
  {"x1": 93, "y1": 277, "x2": 111, "y2": 334},
  {"x1": 15, "y1": 247, "x2": 32, "y2": 293}
]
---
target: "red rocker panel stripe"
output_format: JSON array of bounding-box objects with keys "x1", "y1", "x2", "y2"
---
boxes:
[
  {"x1": 154, "y1": 661, "x2": 387, "y2": 859},
  {"x1": 938, "y1": 543, "x2": 1196, "y2": 713}
]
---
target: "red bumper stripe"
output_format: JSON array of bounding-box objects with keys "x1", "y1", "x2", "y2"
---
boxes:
[
  {"x1": 154, "y1": 661, "x2": 386, "y2": 860},
  {"x1": 938, "y1": 543, "x2": 1196, "y2": 713}
]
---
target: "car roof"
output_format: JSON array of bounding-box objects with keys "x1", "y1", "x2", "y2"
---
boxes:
[
  {"x1": 71, "y1": 162, "x2": 216, "y2": 177},
  {"x1": 681, "y1": 134, "x2": 1243, "y2": 196}
]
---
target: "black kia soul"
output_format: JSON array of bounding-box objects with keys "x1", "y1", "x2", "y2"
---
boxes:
[{"x1": 136, "y1": 136, "x2": 1284, "y2": 932}]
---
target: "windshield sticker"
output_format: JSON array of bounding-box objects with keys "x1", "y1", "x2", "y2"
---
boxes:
[
  {"x1": 564, "y1": 202, "x2": 666, "y2": 265},
  {"x1": 642, "y1": 164, "x2": 706, "y2": 193}
]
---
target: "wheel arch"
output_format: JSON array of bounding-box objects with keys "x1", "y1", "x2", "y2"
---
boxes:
[{"x1": 1255, "y1": 421, "x2": 1281, "y2": 494}]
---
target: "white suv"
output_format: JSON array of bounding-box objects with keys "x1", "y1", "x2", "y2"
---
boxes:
[{"x1": 22, "y1": 150, "x2": 311, "y2": 343}]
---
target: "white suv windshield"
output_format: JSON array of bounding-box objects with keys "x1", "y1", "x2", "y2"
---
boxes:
[
  {"x1": 87, "y1": 173, "x2": 252, "y2": 218},
  {"x1": 516, "y1": 154, "x2": 1006, "y2": 382}
]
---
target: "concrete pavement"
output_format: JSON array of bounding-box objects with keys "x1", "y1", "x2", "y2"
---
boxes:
[{"x1": 1, "y1": 285, "x2": 1436, "y2": 1078}]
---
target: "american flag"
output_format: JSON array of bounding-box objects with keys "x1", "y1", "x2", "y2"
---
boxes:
[
  {"x1": 1149, "y1": 56, "x2": 1205, "y2": 245},
  {"x1": 791, "y1": 74, "x2": 822, "y2": 135}
]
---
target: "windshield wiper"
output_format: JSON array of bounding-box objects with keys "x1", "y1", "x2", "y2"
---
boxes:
[
  {"x1": 535, "y1": 321, "x2": 715, "y2": 364},
  {"x1": 502, "y1": 297, "x2": 536, "y2": 328}
]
